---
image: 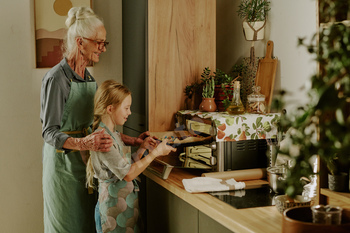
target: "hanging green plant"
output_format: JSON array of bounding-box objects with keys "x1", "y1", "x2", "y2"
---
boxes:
[{"x1": 237, "y1": 0, "x2": 271, "y2": 22}]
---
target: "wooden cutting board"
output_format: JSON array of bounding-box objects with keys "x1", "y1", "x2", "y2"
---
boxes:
[{"x1": 255, "y1": 40, "x2": 277, "y2": 112}]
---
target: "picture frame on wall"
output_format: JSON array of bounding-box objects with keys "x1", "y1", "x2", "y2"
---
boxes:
[{"x1": 34, "y1": 0, "x2": 91, "y2": 68}]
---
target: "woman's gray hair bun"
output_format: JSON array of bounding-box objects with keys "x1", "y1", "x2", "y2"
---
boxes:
[
  {"x1": 63, "y1": 6, "x2": 104, "y2": 59},
  {"x1": 65, "y1": 6, "x2": 97, "y2": 28}
]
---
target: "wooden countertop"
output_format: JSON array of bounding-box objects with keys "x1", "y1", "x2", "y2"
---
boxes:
[{"x1": 143, "y1": 167, "x2": 283, "y2": 233}]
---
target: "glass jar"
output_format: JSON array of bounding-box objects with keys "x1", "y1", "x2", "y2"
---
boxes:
[{"x1": 247, "y1": 86, "x2": 266, "y2": 114}]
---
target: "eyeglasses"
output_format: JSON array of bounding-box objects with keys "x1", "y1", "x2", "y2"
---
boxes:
[{"x1": 82, "y1": 37, "x2": 109, "y2": 49}]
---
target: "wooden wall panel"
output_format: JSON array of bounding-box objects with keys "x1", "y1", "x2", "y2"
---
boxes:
[{"x1": 148, "y1": 0, "x2": 216, "y2": 131}]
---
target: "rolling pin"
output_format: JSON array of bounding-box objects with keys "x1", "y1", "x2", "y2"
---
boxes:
[{"x1": 201, "y1": 168, "x2": 266, "y2": 181}]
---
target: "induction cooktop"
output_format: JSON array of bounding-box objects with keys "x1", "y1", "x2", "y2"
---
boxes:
[{"x1": 209, "y1": 184, "x2": 277, "y2": 209}]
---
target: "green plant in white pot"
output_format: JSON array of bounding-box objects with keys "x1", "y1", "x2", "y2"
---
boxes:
[{"x1": 237, "y1": 0, "x2": 271, "y2": 41}]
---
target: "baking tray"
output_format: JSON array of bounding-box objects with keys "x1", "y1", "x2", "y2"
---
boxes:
[{"x1": 150, "y1": 130, "x2": 214, "y2": 148}]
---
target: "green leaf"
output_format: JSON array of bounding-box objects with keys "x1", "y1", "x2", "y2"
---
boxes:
[
  {"x1": 225, "y1": 117, "x2": 235, "y2": 126},
  {"x1": 256, "y1": 116, "x2": 263, "y2": 126}
]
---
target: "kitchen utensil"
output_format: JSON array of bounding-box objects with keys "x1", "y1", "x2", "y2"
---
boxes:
[
  {"x1": 255, "y1": 40, "x2": 278, "y2": 112},
  {"x1": 202, "y1": 168, "x2": 266, "y2": 181},
  {"x1": 267, "y1": 166, "x2": 286, "y2": 193},
  {"x1": 150, "y1": 131, "x2": 213, "y2": 148},
  {"x1": 266, "y1": 138, "x2": 279, "y2": 167}
]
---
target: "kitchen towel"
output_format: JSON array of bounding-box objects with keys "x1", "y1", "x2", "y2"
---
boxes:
[{"x1": 182, "y1": 177, "x2": 245, "y2": 193}]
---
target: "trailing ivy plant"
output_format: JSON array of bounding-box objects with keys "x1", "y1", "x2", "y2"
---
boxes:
[{"x1": 273, "y1": 1, "x2": 350, "y2": 197}]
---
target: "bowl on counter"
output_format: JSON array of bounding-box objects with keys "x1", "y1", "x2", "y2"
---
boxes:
[
  {"x1": 274, "y1": 195, "x2": 311, "y2": 214},
  {"x1": 267, "y1": 166, "x2": 287, "y2": 193}
]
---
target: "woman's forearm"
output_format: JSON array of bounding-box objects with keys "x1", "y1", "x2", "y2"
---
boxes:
[
  {"x1": 120, "y1": 133, "x2": 138, "y2": 146},
  {"x1": 63, "y1": 137, "x2": 81, "y2": 150},
  {"x1": 62, "y1": 130, "x2": 113, "y2": 152},
  {"x1": 120, "y1": 133, "x2": 144, "y2": 146}
]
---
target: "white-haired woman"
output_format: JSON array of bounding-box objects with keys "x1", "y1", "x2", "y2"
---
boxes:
[{"x1": 40, "y1": 6, "x2": 149, "y2": 233}]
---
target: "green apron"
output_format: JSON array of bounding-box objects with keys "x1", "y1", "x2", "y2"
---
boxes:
[{"x1": 43, "y1": 81, "x2": 97, "y2": 233}]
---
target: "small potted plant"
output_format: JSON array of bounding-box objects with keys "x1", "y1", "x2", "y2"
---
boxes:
[
  {"x1": 327, "y1": 155, "x2": 349, "y2": 192},
  {"x1": 213, "y1": 68, "x2": 234, "y2": 111},
  {"x1": 214, "y1": 65, "x2": 247, "y2": 111},
  {"x1": 237, "y1": 0, "x2": 271, "y2": 41},
  {"x1": 199, "y1": 67, "x2": 216, "y2": 112}
]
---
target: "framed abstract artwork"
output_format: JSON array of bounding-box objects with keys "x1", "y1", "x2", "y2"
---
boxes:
[{"x1": 35, "y1": 0, "x2": 91, "y2": 68}]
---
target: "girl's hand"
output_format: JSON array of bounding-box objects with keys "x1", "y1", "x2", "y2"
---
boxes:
[{"x1": 152, "y1": 139, "x2": 176, "y2": 158}]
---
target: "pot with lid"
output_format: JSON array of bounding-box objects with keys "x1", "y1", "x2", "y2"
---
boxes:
[{"x1": 267, "y1": 166, "x2": 287, "y2": 193}]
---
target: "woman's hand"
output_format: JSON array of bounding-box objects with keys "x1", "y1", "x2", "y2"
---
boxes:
[
  {"x1": 140, "y1": 136, "x2": 158, "y2": 151},
  {"x1": 73, "y1": 129, "x2": 113, "y2": 152},
  {"x1": 120, "y1": 131, "x2": 155, "y2": 147},
  {"x1": 134, "y1": 131, "x2": 152, "y2": 146}
]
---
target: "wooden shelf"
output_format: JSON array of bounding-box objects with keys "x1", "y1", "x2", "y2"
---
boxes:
[
  {"x1": 321, "y1": 188, "x2": 350, "y2": 205},
  {"x1": 320, "y1": 20, "x2": 350, "y2": 29}
]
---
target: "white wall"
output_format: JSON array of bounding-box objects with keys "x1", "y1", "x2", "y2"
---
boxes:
[
  {"x1": 217, "y1": 0, "x2": 318, "y2": 110},
  {"x1": 0, "y1": 0, "x2": 316, "y2": 232},
  {"x1": 0, "y1": 0, "x2": 122, "y2": 232}
]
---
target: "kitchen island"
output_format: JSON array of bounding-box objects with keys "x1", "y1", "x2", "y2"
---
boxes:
[{"x1": 142, "y1": 167, "x2": 282, "y2": 233}]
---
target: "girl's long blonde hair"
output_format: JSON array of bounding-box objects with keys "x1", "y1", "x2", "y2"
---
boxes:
[{"x1": 86, "y1": 80, "x2": 131, "y2": 189}]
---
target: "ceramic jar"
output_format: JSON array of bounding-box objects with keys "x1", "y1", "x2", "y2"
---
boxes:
[{"x1": 199, "y1": 98, "x2": 217, "y2": 112}]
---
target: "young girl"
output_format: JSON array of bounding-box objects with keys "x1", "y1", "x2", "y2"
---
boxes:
[{"x1": 86, "y1": 80, "x2": 176, "y2": 233}]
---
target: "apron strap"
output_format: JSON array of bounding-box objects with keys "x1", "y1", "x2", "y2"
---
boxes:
[{"x1": 62, "y1": 127, "x2": 90, "y2": 136}]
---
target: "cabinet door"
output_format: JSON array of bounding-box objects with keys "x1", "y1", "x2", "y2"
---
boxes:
[
  {"x1": 147, "y1": 0, "x2": 216, "y2": 131},
  {"x1": 146, "y1": 178, "x2": 199, "y2": 233},
  {"x1": 199, "y1": 211, "x2": 233, "y2": 233}
]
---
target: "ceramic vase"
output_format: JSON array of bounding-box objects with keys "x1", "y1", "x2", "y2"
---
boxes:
[{"x1": 199, "y1": 98, "x2": 217, "y2": 112}]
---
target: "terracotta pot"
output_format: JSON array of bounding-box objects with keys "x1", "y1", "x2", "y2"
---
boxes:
[
  {"x1": 283, "y1": 206, "x2": 350, "y2": 233},
  {"x1": 199, "y1": 98, "x2": 217, "y2": 112}
]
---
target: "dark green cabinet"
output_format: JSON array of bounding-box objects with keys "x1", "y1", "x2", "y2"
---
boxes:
[{"x1": 144, "y1": 177, "x2": 233, "y2": 233}]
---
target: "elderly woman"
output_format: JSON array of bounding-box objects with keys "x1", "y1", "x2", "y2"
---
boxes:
[{"x1": 40, "y1": 6, "x2": 148, "y2": 233}]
